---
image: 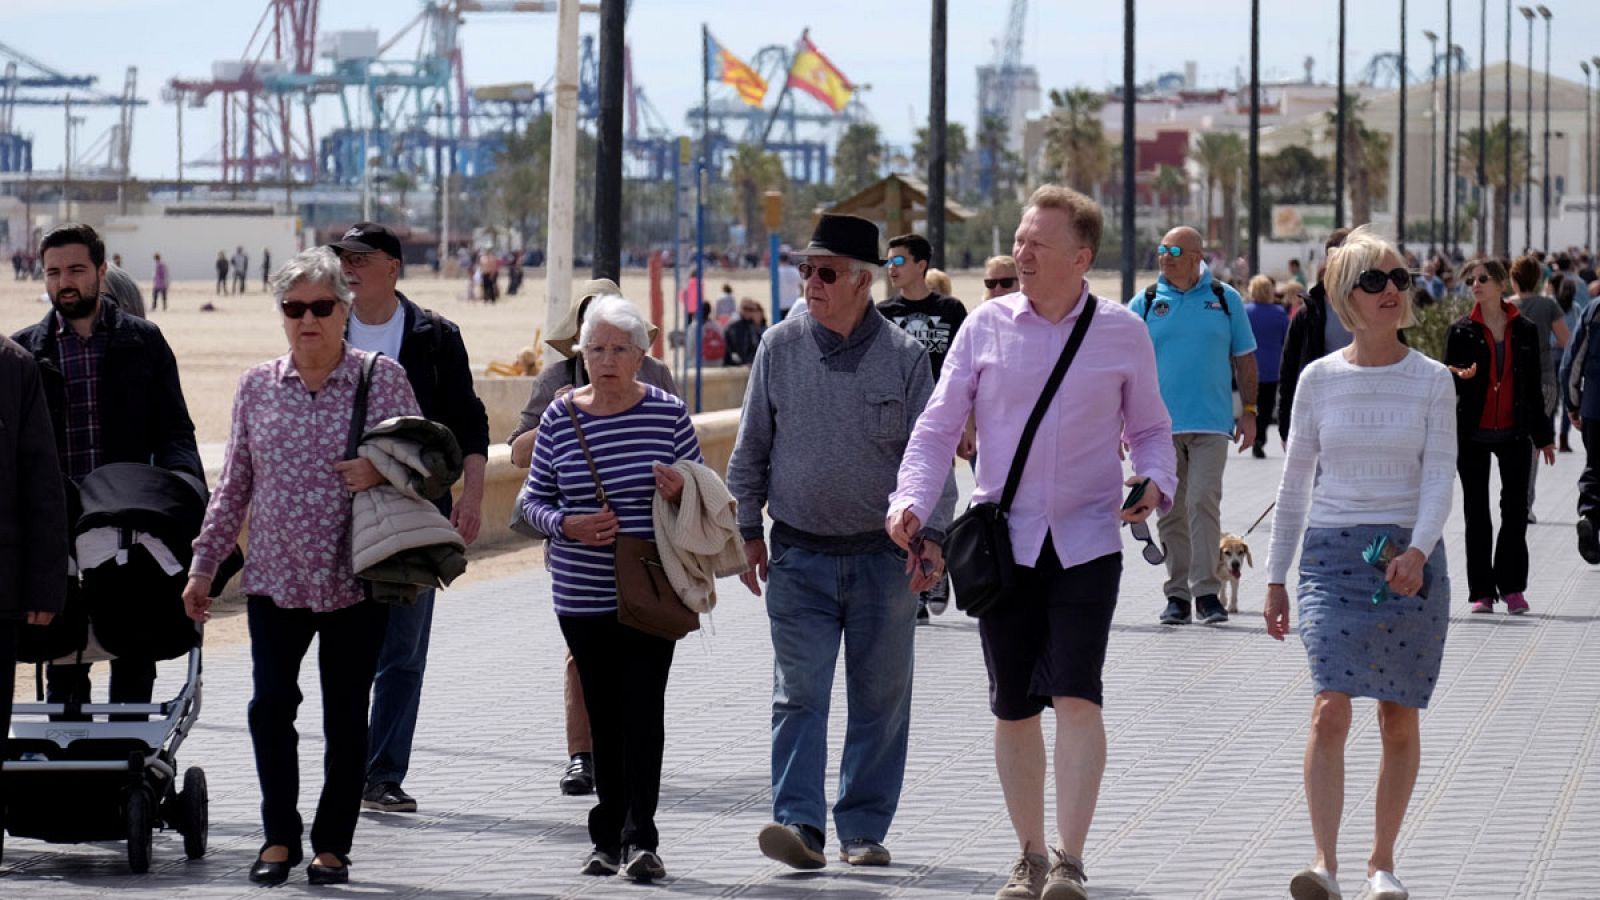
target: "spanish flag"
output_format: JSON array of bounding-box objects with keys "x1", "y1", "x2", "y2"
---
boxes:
[
  {"x1": 786, "y1": 32, "x2": 855, "y2": 114},
  {"x1": 705, "y1": 29, "x2": 768, "y2": 108}
]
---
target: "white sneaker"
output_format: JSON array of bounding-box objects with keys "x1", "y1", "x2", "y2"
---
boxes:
[
  {"x1": 1369, "y1": 870, "x2": 1409, "y2": 900},
  {"x1": 1289, "y1": 866, "x2": 1342, "y2": 900}
]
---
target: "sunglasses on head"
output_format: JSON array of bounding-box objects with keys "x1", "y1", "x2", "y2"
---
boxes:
[
  {"x1": 281, "y1": 298, "x2": 339, "y2": 319},
  {"x1": 1355, "y1": 268, "x2": 1413, "y2": 294},
  {"x1": 1156, "y1": 244, "x2": 1184, "y2": 258},
  {"x1": 797, "y1": 262, "x2": 849, "y2": 284},
  {"x1": 984, "y1": 277, "x2": 1018, "y2": 290}
]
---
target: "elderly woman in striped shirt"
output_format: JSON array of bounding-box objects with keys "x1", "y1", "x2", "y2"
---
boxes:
[{"x1": 521, "y1": 295, "x2": 702, "y2": 883}]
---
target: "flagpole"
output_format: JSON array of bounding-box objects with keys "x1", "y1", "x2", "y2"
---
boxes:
[
  {"x1": 760, "y1": 29, "x2": 805, "y2": 146},
  {"x1": 695, "y1": 23, "x2": 709, "y2": 413}
]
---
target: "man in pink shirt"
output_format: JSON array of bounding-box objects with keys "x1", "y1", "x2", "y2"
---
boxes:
[{"x1": 887, "y1": 185, "x2": 1176, "y2": 900}]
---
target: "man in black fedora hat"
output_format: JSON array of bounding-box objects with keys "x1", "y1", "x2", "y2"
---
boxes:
[
  {"x1": 328, "y1": 221, "x2": 491, "y2": 816},
  {"x1": 727, "y1": 214, "x2": 957, "y2": 871}
]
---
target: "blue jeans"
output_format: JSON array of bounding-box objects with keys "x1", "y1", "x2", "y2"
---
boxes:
[
  {"x1": 366, "y1": 589, "x2": 435, "y2": 787},
  {"x1": 766, "y1": 540, "x2": 916, "y2": 844}
]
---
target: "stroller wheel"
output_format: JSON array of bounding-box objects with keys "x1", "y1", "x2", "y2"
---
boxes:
[
  {"x1": 125, "y1": 788, "x2": 153, "y2": 874},
  {"x1": 181, "y1": 768, "x2": 208, "y2": 860}
]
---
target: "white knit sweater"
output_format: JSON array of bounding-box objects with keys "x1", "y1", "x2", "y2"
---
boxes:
[{"x1": 1266, "y1": 348, "x2": 1458, "y2": 584}]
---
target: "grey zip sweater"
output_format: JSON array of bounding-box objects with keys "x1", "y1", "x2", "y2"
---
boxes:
[{"x1": 727, "y1": 304, "x2": 957, "y2": 554}]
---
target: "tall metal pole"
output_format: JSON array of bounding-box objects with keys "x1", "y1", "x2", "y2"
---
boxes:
[
  {"x1": 592, "y1": 0, "x2": 625, "y2": 280},
  {"x1": 1522, "y1": 6, "x2": 1535, "y2": 252},
  {"x1": 434, "y1": 101, "x2": 445, "y2": 276},
  {"x1": 694, "y1": 25, "x2": 709, "y2": 413},
  {"x1": 543, "y1": 0, "x2": 581, "y2": 368},
  {"x1": 1444, "y1": 0, "x2": 1453, "y2": 253},
  {"x1": 1335, "y1": 0, "x2": 1347, "y2": 228},
  {"x1": 1539, "y1": 5, "x2": 1552, "y2": 251},
  {"x1": 928, "y1": 0, "x2": 948, "y2": 269},
  {"x1": 175, "y1": 89, "x2": 185, "y2": 202},
  {"x1": 1593, "y1": 54, "x2": 1600, "y2": 255},
  {"x1": 1584, "y1": 62, "x2": 1593, "y2": 253},
  {"x1": 1248, "y1": 0, "x2": 1261, "y2": 273},
  {"x1": 1477, "y1": 0, "x2": 1487, "y2": 255},
  {"x1": 1503, "y1": 0, "x2": 1512, "y2": 255},
  {"x1": 1121, "y1": 0, "x2": 1135, "y2": 302},
  {"x1": 360, "y1": 72, "x2": 372, "y2": 222},
  {"x1": 1454, "y1": 44, "x2": 1465, "y2": 255},
  {"x1": 1426, "y1": 30, "x2": 1440, "y2": 256},
  {"x1": 1398, "y1": 0, "x2": 1408, "y2": 252}
]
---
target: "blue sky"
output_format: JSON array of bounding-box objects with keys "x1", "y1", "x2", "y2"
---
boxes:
[{"x1": 4, "y1": 0, "x2": 1598, "y2": 179}]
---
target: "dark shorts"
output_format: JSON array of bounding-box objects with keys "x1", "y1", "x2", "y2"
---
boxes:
[{"x1": 978, "y1": 537, "x2": 1122, "y2": 719}]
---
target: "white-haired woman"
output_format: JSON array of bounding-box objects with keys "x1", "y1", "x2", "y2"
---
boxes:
[
  {"x1": 1263, "y1": 226, "x2": 1457, "y2": 900},
  {"x1": 183, "y1": 247, "x2": 420, "y2": 887},
  {"x1": 521, "y1": 295, "x2": 704, "y2": 883}
]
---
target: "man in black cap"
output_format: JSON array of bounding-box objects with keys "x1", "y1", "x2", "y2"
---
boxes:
[
  {"x1": 329, "y1": 222, "x2": 490, "y2": 815},
  {"x1": 727, "y1": 214, "x2": 957, "y2": 872}
]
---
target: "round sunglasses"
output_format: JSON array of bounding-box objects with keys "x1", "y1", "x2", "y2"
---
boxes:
[
  {"x1": 1355, "y1": 268, "x2": 1413, "y2": 294},
  {"x1": 280, "y1": 298, "x2": 339, "y2": 319},
  {"x1": 984, "y1": 277, "x2": 1018, "y2": 290}
]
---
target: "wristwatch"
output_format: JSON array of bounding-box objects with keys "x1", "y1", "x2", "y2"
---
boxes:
[{"x1": 1241, "y1": 404, "x2": 1259, "y2": 415}]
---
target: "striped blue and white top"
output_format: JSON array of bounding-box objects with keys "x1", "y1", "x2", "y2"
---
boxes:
[{"x1": 522, "y1": 385, "x2": 702, "y2": 616}]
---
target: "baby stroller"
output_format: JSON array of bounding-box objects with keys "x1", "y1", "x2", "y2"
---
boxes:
[{"x1": 2, "y1": 463, "x2": 238, "y2": 873}]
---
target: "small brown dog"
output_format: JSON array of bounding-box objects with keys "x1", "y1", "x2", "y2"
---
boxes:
[{"x1": 1217, "y1": 533, "x2": 1253, "y2": 613}]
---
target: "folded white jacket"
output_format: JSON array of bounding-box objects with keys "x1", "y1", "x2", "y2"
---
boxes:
[
  {"x1": 353, "y1": 434, "x2": 466, "y2": 578},
  {"x1": 652, "y1": 460, "x2": 746, "y2": 614}
]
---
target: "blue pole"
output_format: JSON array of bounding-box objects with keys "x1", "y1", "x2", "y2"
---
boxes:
[
  {"x1": 672, "y1": 139, "x2": 684, "y2": 389},
  {"x1": 694, "y1": 25, "x2": 709, "y2": 413},
  {"x1": 769, "y1": 231, "x2": 781, "y2": 323}
]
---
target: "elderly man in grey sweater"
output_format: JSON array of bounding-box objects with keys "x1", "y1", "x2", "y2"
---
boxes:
[{"x1": 728, "y1": 214, "x2": 957, "y2": 872}]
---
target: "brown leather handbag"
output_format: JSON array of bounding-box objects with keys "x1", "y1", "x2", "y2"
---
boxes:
[{"x1": 564, "y1": 401, "x2": 700, "y2": 641}]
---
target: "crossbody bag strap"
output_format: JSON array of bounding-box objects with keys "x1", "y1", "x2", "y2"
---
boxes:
[
  {"x1": 998, "y1": 296, "x2": 1097, "y2": 512},
  {"x1": 563, "y1": 399, "x2": 610, "y2": 506},
  {"x1": 344, "y1": 351, "x2": 379, "y2": 461}
]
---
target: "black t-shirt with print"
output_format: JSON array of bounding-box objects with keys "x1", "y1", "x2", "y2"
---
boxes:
[{"x1": 877, "y1": 291, "x2": 968, "y2": 380}]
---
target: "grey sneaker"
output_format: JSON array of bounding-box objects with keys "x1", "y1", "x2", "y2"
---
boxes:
[
  {"x1": 994, "y1": 850, "x2": 1049, "y2": 899},
  {"x1": 1040, "y1": 849, "x2": 1087, "y2": 900},
  {"x1": 839, "y1": 838, "x2": 891, "y2": 866},
  {"x1": 580, "y1": 847, "x2": 620, "y2": 876},
  {"x1": 623, "y1": 847, "x2": 666, "y2": 882},
  {"x1": 758, "y1": 822, "x2": 826, "y2": 870}
]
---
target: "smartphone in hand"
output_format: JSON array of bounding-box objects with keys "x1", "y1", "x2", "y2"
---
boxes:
[{"x1": 1121, "y1": 478, "x2": 1150, "y2": 512}]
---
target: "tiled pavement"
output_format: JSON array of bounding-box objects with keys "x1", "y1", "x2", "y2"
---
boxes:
[{"x1": 6, "y1": 448, "x2": 1599, "y2": 899}]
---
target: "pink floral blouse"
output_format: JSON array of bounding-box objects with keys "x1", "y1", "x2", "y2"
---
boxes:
[{"x1": 190, "y1": 347, "x2": 419, "y2": 611}]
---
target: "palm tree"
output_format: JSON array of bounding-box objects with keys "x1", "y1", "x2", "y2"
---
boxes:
[
  {"x1": 1193, "y1": 132, "x2": 1245, "y2": 258},
  {"x1": 1152, "y1": 164, "x2": 1188, "y2": 228},
  {"x1": 726, "y1": 144, "x2": 787, "y2": 242},
  {"x1": 833, "y1": 123, "x2": 883, "y2": 196},
  {"x1": 1042, "y1": 88, "x2": 1111, "y2": 195},
  {"x1": 1457, "y1": 120, "x2": 1530, "y2": 254},
  {"x1": 913, "y1": 122, "x2": 970, "y2": 196},
  {"x1": 1324, "y1": 95, "x2": 1391, "y2": 227}
]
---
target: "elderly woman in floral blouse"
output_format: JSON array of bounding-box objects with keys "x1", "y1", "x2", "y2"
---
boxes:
[{"x1": 182, "y1": 247, "x2": 419, "y2": 888}]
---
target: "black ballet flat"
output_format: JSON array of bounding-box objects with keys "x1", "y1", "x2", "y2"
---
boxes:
[
  {"x1": 307, "y1": 858, "x2": 351, "y2": 886},
  {"x1": 248, "y1": 857, "x2": 293, "y2": 886}
]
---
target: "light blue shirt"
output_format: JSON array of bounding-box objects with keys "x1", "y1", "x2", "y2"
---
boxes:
[{"x1": 1128, "y1": 266, "x2": 1257, "y2": 435}]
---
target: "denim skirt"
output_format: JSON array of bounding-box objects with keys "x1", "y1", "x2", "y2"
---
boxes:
[{"x1": 1297, "y1": 525, "x2": 1450, "y2": 709}]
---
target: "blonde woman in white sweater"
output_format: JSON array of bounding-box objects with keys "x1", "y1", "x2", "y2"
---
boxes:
[{"x1": 1263, "y1": 227, "x2": 1457, "y2": 900}]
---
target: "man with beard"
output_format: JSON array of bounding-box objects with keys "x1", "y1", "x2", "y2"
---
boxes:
[{"x1": 12, "y1": 224, "x2": 201, "y2": 716}]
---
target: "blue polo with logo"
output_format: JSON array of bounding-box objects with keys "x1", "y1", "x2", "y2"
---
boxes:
[{"x1": 1127, "y1": 266, "x2": 1257, "y2": 435}]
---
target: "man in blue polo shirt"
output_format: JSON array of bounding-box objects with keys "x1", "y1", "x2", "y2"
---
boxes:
[{"x1": 1129, "y1": 226, "x2": 1258, "y2": 627}]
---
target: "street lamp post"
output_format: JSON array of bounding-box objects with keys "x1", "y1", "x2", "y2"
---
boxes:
[
  {"x1": 1503, "y1": 0, "x2": 1512, "y2": 255},
  {"x1": 1593, "y1": 54, "x2": 1600, "y2": 255},
  {"x1": 1538, "y1": 5, "x2": 1552, "y2": 252},
  {"x1": 1443, "y1": 2, "x2": 1453, "y2": 248},
  {"x1": 1249, "y1": 0, "x2": 1261, "y2": 272},
  {"x1": 1425, "y1": 29, "x2": 1440, "y2": 257},
  {"x1": 1335, "y1": 0, "x2": 1347, "y2": 228},
  {"x1": 1520, "y1": 6, "x2": 1534, "y2": 253},
  {"x1": 1583, "y1": 61, "x2": 1593, "y2": 254},
  {"x1": 1452, "y1": 43, "x2": 1465, "y2": 257},
  {"x1": 1477, "y1": 0, "x2": 1487, "y2": 256},
  {"x1": 1398, "y1": 0, "x2": 1408, "y2": 253}
]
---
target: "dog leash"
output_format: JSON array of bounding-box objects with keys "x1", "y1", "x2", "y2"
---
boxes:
[{"x1": 1243, "y1": 501, "x2": 1276, "y2": 537}]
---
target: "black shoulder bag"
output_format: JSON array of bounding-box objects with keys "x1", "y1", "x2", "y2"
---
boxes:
[{"x1": 947, "y1": 296, "x2": 1097, "y2": 618}]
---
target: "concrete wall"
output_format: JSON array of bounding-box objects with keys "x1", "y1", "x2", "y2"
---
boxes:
[{"x1": 96, "y1": 215, "x2": 302, "y2": 283}]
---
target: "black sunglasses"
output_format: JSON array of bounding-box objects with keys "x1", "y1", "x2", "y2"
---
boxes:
[
  {"x1": 281, "y1": 298, "x2": 339, "y2": 319},
  {"x1": 1465, "y1": 273, "x2": 1496, "y2": 286},
  {"x1": 984, "y1": 277, "x2": 1018, "y2": 290},
  {"x1": 797, "y1": 262, "x2": 848, "y2": 285},
  {"x1": 1355, "y1": 268, "x2": 1413, "y2": 294},
  {"x1": 1127, "y1": 520, "x2": 1166, "y2": 565}
]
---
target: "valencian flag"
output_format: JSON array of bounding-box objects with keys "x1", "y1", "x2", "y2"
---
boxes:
[
  {"x1": 786, "y1": 31, "x2": 855, "y2": 113},
  {"x1": 704, "y1": 28, "x2": 768, "y2": 107}
]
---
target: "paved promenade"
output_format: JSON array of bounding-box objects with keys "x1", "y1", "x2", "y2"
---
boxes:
[{"x1": 6, "y1": 448, "x2": 1599, "y2": 898}]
